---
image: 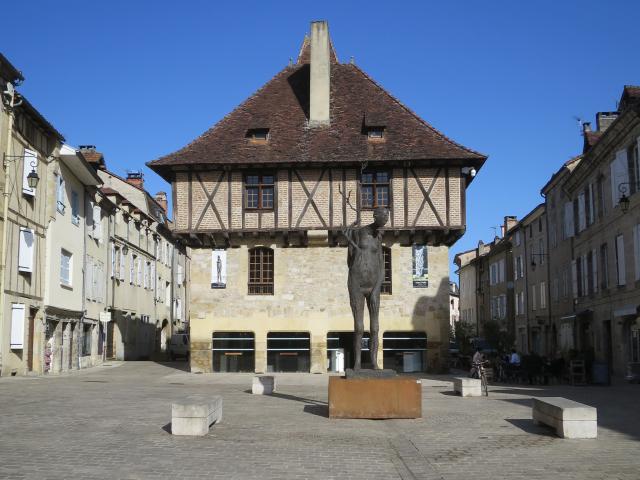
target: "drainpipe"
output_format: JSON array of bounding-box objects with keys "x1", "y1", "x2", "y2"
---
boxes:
[{"x1": 0, "y1": 87, "x2": 19, "y2": 375}]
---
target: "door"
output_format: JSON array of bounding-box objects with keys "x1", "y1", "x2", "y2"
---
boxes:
[
  {"x1": 27, "y1": 311, "x2": 35, "y2": 371},
  {"x1": 106, "y1": 322, "x2": 115, "y2": 359}
]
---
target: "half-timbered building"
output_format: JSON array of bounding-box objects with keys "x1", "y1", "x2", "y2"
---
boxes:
[{"x1": 148, "y1": 21, "x2": 486, "y2": 373}]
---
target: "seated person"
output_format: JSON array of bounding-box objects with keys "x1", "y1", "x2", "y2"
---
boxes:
[{"x1": 509, "y1": 349, "x2": 521, "y2": 366}]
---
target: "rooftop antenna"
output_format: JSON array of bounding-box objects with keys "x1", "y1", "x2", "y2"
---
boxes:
[
  {"x1": 490, "y1": 225, "x2": 501, "y2": 237},
  {"x1": 573, "y1": 116, "x2": 584, "y2": 135}
]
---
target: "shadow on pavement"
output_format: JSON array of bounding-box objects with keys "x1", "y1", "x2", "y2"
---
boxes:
[
  {"x1": 303, "y1": 404, "x2": 329, "y2": 418},
  {"x1": 506, "y1": 418, "x2": 556, "y2": 436},
  {"x1": 153, "y1": 361, "x2": 191, "y2": 372},
  {"x1": 161, "y1": 422, "x2": 172, "y2": 434}
]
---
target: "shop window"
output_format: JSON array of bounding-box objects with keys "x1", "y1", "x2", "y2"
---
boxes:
[
  {"x1": 212, "y1": 332, "x2": 255, "y2": 372},
  {"x1": 267, "y1": 332, "x2": 310, "y2": 372},
  {"x1": 382, "y1": 331, "x2": 426, "y2": 373}
]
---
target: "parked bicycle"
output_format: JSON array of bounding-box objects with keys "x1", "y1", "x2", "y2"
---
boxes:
[{"x1": 471, "y1": 360, "x2": 489, "y2": 396}]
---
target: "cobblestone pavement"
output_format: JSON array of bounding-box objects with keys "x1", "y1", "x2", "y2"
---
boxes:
[{"x1": 0, "y1": 362, "x2": 639, "y2": 479}]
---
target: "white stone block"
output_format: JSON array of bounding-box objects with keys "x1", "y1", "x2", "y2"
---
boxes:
[
  {"x1": 453, "y1": 377, "x2": 482, "y2": 397},
  {"x1": 532, "y1": 397, "x2": 597, "y2": 439},
  {"x1": 252, "y1": 375, "x2": 275, "y2": 395},
  {"x1": 171, "y1": 397, "x2": 222, "y2": 436}
]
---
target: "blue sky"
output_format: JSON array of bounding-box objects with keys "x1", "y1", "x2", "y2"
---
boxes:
[{"x1": 4, "y1": 1, "x2": 640, "y2": 279}]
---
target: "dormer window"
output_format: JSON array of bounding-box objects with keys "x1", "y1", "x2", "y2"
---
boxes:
[
  {"x1": 367, "y1": 127, "x2": 385, "y2": 139},
  {"x1": 247, "y1": 128, "x2": 270, "y2": 142}
]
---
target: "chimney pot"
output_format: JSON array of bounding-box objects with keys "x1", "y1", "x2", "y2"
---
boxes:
[
  {"x1": 155, "y1": 191, "x2": 168, "y2": 215},
  {"x1": 582, "y1": 122, "x2": 591, "y2": 134},
  {"x1": 309, "y1": 20, "x2": 331, "y2": 127}
]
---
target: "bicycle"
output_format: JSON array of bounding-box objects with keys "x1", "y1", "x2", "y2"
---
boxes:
[{"x1": 471, "y1": 360, "x2": 489, "y2": 396}]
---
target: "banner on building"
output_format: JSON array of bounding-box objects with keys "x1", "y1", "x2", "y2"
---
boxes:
[
  {"x1": 412, "y1": 244, "x2": 428, "y2": 288},
  {"x1": 211, "y1": 249, "x2": 227, "y2": 288}
]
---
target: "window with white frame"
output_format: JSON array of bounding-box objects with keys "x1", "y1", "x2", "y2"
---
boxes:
[{"x1": 60, "y1": 249, "x2": 72, "y2": 286}]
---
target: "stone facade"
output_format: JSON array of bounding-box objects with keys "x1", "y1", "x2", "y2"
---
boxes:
[{"x1": 189, "y1": 238, "x2": 451, "y2": 373}]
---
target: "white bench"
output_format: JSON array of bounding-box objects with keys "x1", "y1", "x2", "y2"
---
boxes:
[
  {"x1": 171, "y1": 397, "x2": 222, "y2": 436},
  {"x1": 532, "y1": 397, "x2": 597, "y2": 439},
  {"x1": 252, "y1": 375, "x2": 275, "y2": 395},
  {"x1": 453, "y1": 377, "x2": 482, "y2": 397}
]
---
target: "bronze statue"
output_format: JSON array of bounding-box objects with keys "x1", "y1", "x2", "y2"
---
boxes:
[{"x1": 343, "y1": 207, "x2": 389, "y2": 370}]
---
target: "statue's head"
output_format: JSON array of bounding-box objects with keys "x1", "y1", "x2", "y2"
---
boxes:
[{"x1": 373, "y1": 207, "x2": 389, "y2": 228}]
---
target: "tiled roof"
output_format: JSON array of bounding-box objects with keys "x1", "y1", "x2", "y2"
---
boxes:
[{"x1": 148, "y1": 59, "x2": 485, "y2": 177}]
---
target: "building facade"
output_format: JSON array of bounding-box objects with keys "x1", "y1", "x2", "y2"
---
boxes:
[
  {"x1": 456, "y1": 85, "x2": 640, "y2": 380},
  {"x1": 149, "y1": 21, "x2": 486, "y2": 374}
]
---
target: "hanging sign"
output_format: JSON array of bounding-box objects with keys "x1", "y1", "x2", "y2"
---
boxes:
[
  {"x1": 412, "y1": 244, "x2": 428, "y2": 288},
  {"x1": 211, "y1": 249, "x2": 227, "y2": 288}
]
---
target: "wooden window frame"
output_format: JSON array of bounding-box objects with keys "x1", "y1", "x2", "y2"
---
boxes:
[
  {"x1": 360, "y1": 170, "x2": 391, "y2": 210},
  {"x1": 244, "y1": 172, "x2": 275, "y2": 212},
  {"x1": 381, "y1": 246, "x2": 392, "y2": 295},
  {"x1": 248, "y1": 247, "x2": 274, "y2": 295}
]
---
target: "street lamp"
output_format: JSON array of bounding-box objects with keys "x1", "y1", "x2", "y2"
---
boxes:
[
  {"x1": 530, "y1": 253, "x2": 549, "y2": 271},
  {"x1": 617, "y1": 182, "x2": 640, "y2": 214}
]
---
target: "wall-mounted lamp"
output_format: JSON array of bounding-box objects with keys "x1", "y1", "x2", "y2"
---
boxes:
[
  {"x1": 461, "y1": 166, "x2": 477, "y2": 178},
  {"x1": 122, "y1": 244, "x2": 129, "y2": 256},
  {"x1": 617, "y1": 182, "x2": 640, "y2": 214},
  {"x1": 3, "y1": 154, "x2": 39, "y2": 189}
]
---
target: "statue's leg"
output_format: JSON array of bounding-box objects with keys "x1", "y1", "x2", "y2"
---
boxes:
[
  {"x1": 349, "y1": 285, "x2": 365, "y2": 370},
  {"x1": 367, "y1": 290, "x2": 381, "y2": 370}
]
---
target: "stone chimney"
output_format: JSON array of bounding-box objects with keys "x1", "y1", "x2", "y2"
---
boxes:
[
  {"x1": 78, "y1": 145, "x2": 106, "y2": 170},
  {"x1": 155, "y1": 191, "x2": 168, "y2": 214},
  {"x1": 596, "y1": 112, "x2": 619, "y2": 132},
  {"x1": 126, "y1": 171, "x2": 144, "y2": 189},
  {"x1": 503, "y1": 215, "x2": 518, "y2": 235},
  {"x1": 309, "y1": 20, "x2": 330, "y2": 127}
]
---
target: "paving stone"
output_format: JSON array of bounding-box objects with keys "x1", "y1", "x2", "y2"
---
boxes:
[{"x1": 0, "y1": 362, "x2": 639, "y2": 479}]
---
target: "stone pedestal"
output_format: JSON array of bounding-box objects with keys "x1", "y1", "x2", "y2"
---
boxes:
[
  {"x1": 171, "y1": 397, "x2": 222, "y2": 436},
  {"x1": 252, "y1": 375, "x2": 275, "y2": 394},
  {"x1": 453, "y1": 377, "x2": 482, "y2": 397},
  {"x1": 328, "y1": 376, "x2": 422, "y2": 419}
]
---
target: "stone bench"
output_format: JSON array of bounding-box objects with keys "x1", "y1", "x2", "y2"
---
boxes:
[
  {"x1": 532, "y1": 397, "x2": 597, "y2": 439},
  {"x1": 171, "y1": 397, "x2": 222, "y2": 436},
  {"x1": 453, "y1": 377, "x2": 482, "y2": 397},
  {"x1": 252, "y1": 375, "x2": 275, "y2": 395}
]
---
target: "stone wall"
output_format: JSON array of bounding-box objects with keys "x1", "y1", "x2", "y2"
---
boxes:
[{"x1": 189, "y1": 235, "x2": 451, "y2": 373}]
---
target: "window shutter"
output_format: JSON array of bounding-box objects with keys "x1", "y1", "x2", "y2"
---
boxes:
[
  {"x1": 10, "y1": 303, "x2": 25, "y2": 349},
  {"x1": 110, "y1": 243, "x2": 116, "y2": 278},
  {"x1": 176, "y1": 298, "x2": 182, "y2": 320},
  {"x1": 571, "y1": 260, "x2": 578, "y2": 299},
  {"x1": 85, "y1": 256, "x2": 93, "y2": 300},
  {"x1": 22, "y1": 149, "x2": 37, "y2": 196},
  {"x1": 151, "y1": 262, "x2": 156, "y2": 293},
  {"x1": 137, "y1": 259, "x2": 142, "y2": 286},
  {"x1": 532, "y1": 284, "x2": 537, "y2": 310},
  {"x1": 578, "y1": 193, "x2": 586, "y2": 232},
  {"x1": 592, "y1": 248, "x2": 598, "y2": 293},
  {"x1": 92, "y1": 205, "x2": 102, "y2": 242},
  {"x1": 611, "y1": 150, "x2": 629, "y2": 206},
  {"x1": 635, "y1": 224, "x2": 640, "y2": 281},
  {"x1": 616, "y1": 234, "x2": 626, "y2": 285},
  {"x1": 513, "y1": 257, "x2": 518, "y2": 280},
  {"x1": 588, "y1": 184, "x2": 595, "y2": 225},
  {"x1": 18, "y1": 227, "x2": 35, "y2": 273},
  {"x1": 564, "y1": 202, "x2": 574, "y2": 238},
  {"x1": 119, "y1": 250, "x2": 126, "y2": 281},
  {"x1": 129, "y1": 253, "x2": 135, "y2": 284},
  {"x1": 581, "y1": 253, "x2": 588, "y2": 295},
  {"x1": 499, "y1": 260, "x2": 505, "y2": 283},
  {"x1": 177, "y1": 264, "x2": 184, "y2": 285}
]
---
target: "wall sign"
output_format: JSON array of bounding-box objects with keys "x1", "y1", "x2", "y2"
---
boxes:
[
  {"x1": 211, "y1": 249, "x2": 227, "y2": 289},
  {"x1": 412, "y1": 244, "x2": 428, "y2": 288}
]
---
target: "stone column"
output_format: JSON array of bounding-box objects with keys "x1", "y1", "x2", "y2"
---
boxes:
[
  {"x1": 61, "y1": 322, "x2": 70, "y2": 372},
  {"x1": 190, "y1": 340, "x2": 212, "y2": 373},
  {"x1": 310, "y1": 332, "x2": 327, "y2": 373}
]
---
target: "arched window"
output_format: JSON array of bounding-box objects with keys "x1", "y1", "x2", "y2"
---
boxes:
[
  {"x1": 381, "y1": 246, "x2": 392, "y2": 295},
  {"x1": 248, "y1": 247, "x2": 274, "y2": 295}
]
